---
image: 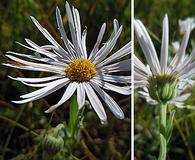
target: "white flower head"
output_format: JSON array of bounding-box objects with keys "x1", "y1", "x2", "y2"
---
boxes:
[
  {"x1": 179, "y1": 17, "x2": 195, "y2": 35},
  {"x1": 4, "y1": 2, "x2": 131, "y2": 123},
  {"x1": 134, "y1": 14, "x2": 195, "y2": 108}
]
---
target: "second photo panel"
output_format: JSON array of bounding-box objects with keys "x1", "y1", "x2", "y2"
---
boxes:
[{"x1": 134, "y1": 0, "x2": 195, "y2": 160}]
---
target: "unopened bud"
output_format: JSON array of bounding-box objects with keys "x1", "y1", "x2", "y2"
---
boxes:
[
  {"x1": 42, "y1": 134, "x2": 64, "y2": 155},
  {"x1": 41, "y1": 123, "x2": 65, "y2": 155}
]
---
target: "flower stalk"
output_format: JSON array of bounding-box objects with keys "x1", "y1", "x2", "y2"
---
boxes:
[
  {"x1": 158, "y1": 102, "x2": 176, "y2": 160},
  {"x1": 62, "y1": 94, "x2": 81, "y2": 158},
  {"x1": 158, "y1": 103, "x2": 167, "y2": 160},
  {"x1": 159, "y1": 103, "x2": 167, "y2": 132},
  {"x1": 42, "y1": 95, "x2": 84, "y2": 159}
]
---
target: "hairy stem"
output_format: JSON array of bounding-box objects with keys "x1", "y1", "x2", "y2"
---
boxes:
[
  {"x1": 158, "y1": 103, "x2": 167, "y2": 160},
  {"x1": 160, "y1": 103, "x2": 167, "y2": 129}
]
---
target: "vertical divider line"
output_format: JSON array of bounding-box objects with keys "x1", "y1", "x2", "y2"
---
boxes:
[{"x1": 131, "y1": 0, "x2": 134, "y2": 159}]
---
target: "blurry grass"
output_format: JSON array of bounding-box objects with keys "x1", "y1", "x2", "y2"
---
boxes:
[
  {"x1": 135, "y1": 0, "x2": 195, "y2": 159},
  {"x1": 0, "y1": 0, "x2": 130, "y2": 159}
]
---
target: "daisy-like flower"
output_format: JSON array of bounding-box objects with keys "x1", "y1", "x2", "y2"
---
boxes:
[
  {"x1": 134, "y1": 14, "x2": 194, "y2": 107},
  {"x1": 3, "y1": 2, "x2": 131, "y2": 123}
]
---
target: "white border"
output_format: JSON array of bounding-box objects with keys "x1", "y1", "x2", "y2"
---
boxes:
[{"x1": 131, "y1": 0, "x2": 134, "y2": 159}]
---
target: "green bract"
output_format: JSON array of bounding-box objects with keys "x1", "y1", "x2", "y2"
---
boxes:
[{"x1": 148, "y1": 74, "x2": 178, "y2": 103}]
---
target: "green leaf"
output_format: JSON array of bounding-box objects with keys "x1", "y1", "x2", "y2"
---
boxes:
[
  {"x1": 67, "y1": 95, "x2": 78, "y2": 137},
  {"x1": 158, "y1": 134, "x2": 167, "y2": 160},
  {"x1": 166, "y1": 110, "x2": 176, "y2": 143}
]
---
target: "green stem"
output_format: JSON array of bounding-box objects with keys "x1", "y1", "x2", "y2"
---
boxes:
[
  {"x1": 158, "y1": 103, "x2": 167, "y2": 160},
  {"x1": 160, "y1": 103, "x2": 167, "y2": 129},
  {"x1": 62, "y1": 95, "x2": 80, "y2": 158},
  {"x1": 0, "y1": 115, "x2": 38, "y2": 137}
]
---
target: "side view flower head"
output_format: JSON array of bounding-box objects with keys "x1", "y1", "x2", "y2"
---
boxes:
[
  {"x1": 134, "y1": 14, "x2": 195, "y2": 160},
  {"x1": 134, "y1": 14, "x2": 195, "y2": 108},
  {"x1": 3, "y1": 2, "x2": 131, "y2": 123}
]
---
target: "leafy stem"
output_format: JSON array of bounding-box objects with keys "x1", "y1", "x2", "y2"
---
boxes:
[{"x1": 158, "y1": 103, "x2": 176, "y2": 160}]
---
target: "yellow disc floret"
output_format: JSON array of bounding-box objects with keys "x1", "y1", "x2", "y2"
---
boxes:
[{"x1": 65, "y1": 59, "x2": 96, "y2": 82}]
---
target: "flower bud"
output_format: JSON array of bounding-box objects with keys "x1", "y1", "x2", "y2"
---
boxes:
[
  {"x1": 41, "y1": 123, "x2": 65, "y2": 155},
  {"x1": 42, "y1": 134, "x2": 64, "y2": 155},
  {"x1": 148, "y1": 75, "x2": 178, "y2": 103}
]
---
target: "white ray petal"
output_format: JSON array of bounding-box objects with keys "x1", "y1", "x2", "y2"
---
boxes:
[
  {"x1": 169, "y1": 25, "x2": 191, "y2": 73},
  {"x1": 89, "y1": 23, "x2": 106, "y2": 59},
  {"x1": 56, "y1": 7, "x2": 75, "y2": 59},
  {"x1": 178, "y1": 61, "x2": 195, "y2": 78},
  {"x1": 171, "y1": 102, "x2": 186, "y2": 108},
  {"x1": 45, "y1": 82, "x2": 78, "y2": 113},
  {"x1": 65, "y1": 2, "x2": 81, "y2": 56},
  {"x1": 160, "y1": 14, "x2": 169, "y2": 73},
  {"x1": 16, "y1": 41, "x2": 58, "y2": 60},
  {"x1": 180, "y1": 70, "x2": 195, "y2": 79},
  {"x1": 83, "y1": 82, "x2": 107, "y2": 123},
  {"x1": 77, "y1": 83, "x2": 85, "y2": 109},
  {"x1": 91, "y1": 78, "x2": 130, "y2": 95},
  {"x1": 172, "y1": 93, "x2": 191, "y2": 102},
  {"x1": 96, "y1": 74, "x2": 130, "y2": 84},
  {"x1": 18, "y1": 78, "x2": 66, "y2": 88},
  {"x1": 99, "y1": 59, "x2": 130, "y2": 73},
  {"x1": 7, "y1": 51, "x2": 68, "y2": 67},
  {"x1": 25, "y1": 39, "x2": 55, "y2": 52},
  {"x1": 134, "y1": 71, "x2": 148, "y2": 81},
  {"x1": 173, "y1": 48, "x2": 195, "y2": 75},
  {"x1": 5, "y1": 55, "x2": 65, "y2": 73},
  {"x1": 107, "y1": 19, "x2": 120, "y2": 42},
  {"x1": 90, "y1": 82, "x2": 124, "y2": 119},
  {"x1": 8, "y1": 75, "x2": 63, "y2": 83},
  {"x1": 134, "y1": 20, "x2": 160, "y2": 74},
  {"x1": 7, "y1": 51, "x2": 51, "y2": 62},
  {"x1": 91, "y1": 21, "x2": 122, "y2": 63},
  {"x1": 4, "y1": 63, "x2": 60, "y2": 74},
  {"x1": 30, "y1": 16, "x2": 68, "y2": 58},
  {"x1": 134, "y1": 80, "x2": 148, "y2": 88},
  {"x1": 12, "y1": 78, "x2": 69, "y2": 104},
  {"x1": 113, "y1": 19, "x2": 120, "y2": 33},
  {"x1": 137, "y1": 20, "x2": 161, "y2": 72},
  {"x1": 72, "y1": 7, "x2": 84, "y2": 57},
  {"x1": 3, "y1": 63, "x2": 64, "y2": 75},
  {"x1": 20, "y1": 78, "x2": 69, "y2": 99},
  {"x1": 96, "y1": 41, "x2": 131, "y2": 68},
  {"x1": 134, "y1": 55, "x2": 152, "y2": 76},
  {"x1": 93, "y1": 26, "x2": 123, "y2": 63},
  {"x1": 81, "y1": 29, "x2": 87, "y2": 59}
]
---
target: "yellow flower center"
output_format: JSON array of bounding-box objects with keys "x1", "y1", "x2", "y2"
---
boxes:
[{"x1": 65, "y1": 59, "x2": 96, "y2": 82}]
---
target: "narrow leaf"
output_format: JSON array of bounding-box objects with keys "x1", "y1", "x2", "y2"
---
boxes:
[
  {"x1": 166, "y1": 110, "x2": 176, "y2": 143},
  {"x1": 158, "y1": 133, "x2": 167, "y2": 160}
]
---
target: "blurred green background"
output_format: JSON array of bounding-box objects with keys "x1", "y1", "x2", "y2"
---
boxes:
[
  {"x1": 0, "y1": 0, "x2": 130, "y2": 160},
  {"x1": 135, "y1": 0, "x2": 195, "y2": 160}
]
